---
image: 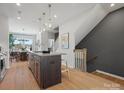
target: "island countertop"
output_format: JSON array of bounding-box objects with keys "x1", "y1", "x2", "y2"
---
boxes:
[{"x1": 28, "y1": 51, "x2": 65, "y2": 56}]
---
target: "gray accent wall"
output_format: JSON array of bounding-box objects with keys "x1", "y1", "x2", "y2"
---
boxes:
[{"x1": 76, "y1": 7, "x2": 124, "y2": 77}]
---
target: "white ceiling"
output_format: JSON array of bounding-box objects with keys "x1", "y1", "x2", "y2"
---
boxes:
[{"x1": 0, "y1": 3, "x2": 124, "y2": 35}]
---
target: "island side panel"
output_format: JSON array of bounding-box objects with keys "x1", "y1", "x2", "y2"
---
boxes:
[
  {"x1": 43, "y1": 55, "x2": 61, "y2": 88},
  {"x1": 28, "y1": 52, "x2": 61, "y2": 89}
]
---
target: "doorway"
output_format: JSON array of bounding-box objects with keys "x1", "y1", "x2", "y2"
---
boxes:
[{"x1": 9, "y1": 33, "x2": 36, "y2": 63}]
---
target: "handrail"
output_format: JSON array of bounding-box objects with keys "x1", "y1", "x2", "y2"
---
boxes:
[
  {"x1": 74, "y1": 48, "x2": 87, "y2": 72},
  {"x1": 87, "y1": 56, "x2": 97, "y2": 63},
  {"x1": 74, "y1": 48, "x2": 87, "y2": 52}
]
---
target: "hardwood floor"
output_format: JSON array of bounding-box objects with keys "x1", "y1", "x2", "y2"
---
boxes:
[
  {"x1": 0, "y1": 62, "x2": 124, "y2": 90},
  {"x1": 0, "y1": 62, "x2": 40, "y2": 90},
  {"x1": 92, "y1": 71, "x2": 124, "y2": 86}
]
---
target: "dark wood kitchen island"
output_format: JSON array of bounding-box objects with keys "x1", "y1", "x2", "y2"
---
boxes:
[{"x1": 28, "y1": 52, "x2": 61, "y2": 89}]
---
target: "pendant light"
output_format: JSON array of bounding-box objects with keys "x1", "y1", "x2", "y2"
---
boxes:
[
  {"x1": 17, "y1": 10, "x2": 22, "y2": 20},
  {"x1": 42, "y1": 12, "x2": 46, "y2": 32},
  {"x1": 48, "y1": 4, "x2": 52, "y2": 29}
]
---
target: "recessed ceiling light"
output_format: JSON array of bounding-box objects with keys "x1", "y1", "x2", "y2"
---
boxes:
[
  {"x1": 48, "y1": 24, "x2": 52, "y2": 28},
  {"x1": 54, "y1": 14, "x2": 57, "y2": 18},
  {"x1": 110, "y1": 3, "x2": 115, "y2": 7},
  {"x1": 16, "y1": 3, "x2": 21, "y2": 6},
  {"x1": 43, "y1": 28, "x2": 46, "y2": 31},
  {"x1": 17, "y1": 17, "x2": 21, "y2": 20}
]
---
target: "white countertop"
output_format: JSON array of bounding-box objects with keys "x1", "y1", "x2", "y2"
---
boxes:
[{"x1": 28, "y1": 51, "x2": 66, "y2": 56}]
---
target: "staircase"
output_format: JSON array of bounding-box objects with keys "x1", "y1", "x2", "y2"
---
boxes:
[{"x1": 71, "y1": 4, "x2": 108, "y2": 70}]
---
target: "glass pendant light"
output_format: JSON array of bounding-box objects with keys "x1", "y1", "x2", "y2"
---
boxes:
[
  {"x1": 42, "y1": 12, "x2": 46, "y2": 32},
  {"x1": 48, "y1": 4, "x2": 52, "y2": 29}
]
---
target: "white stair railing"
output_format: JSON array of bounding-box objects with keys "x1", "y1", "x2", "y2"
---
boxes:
[{"x1": 74, "y1": 48, "x2": 87, "y2": 72}]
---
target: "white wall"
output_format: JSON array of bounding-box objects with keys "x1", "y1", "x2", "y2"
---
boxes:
[
  {"x1": 59, "y1": 17, "x2": 76, "y2": 67},
  {"x1": 9, "y1": 18, "x2": 40, "y2": 35},
  {"x1": 58, "y1": 4, "x2": 108, "y2": 68},
  {"x1": 0, "y1": 14, "x2": 9, "y2": 68},
  {"x1": 75, "y1": 4, "x2": 108, "y2": 45},
  {"x1": 59, "y1": 29, "x2": 75, "y2": 68}
]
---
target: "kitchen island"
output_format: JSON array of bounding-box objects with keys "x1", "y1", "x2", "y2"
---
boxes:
[{"x1": 28, "y1": 52, "x2": 61, "y2": 89}]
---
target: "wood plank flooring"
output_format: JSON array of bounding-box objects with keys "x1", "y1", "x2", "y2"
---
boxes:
[
  {"x1": 0, "y1": 62, "x2": 124, "y2": 90},
  {"x1": 0, "y1": 62, "x2": 40, "y2": 90},
  {"x1": 92, "y1": 71, "x2": 124, "y2": 86}
]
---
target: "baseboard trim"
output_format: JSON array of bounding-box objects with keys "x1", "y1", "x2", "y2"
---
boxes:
[{"x1": 96, "y1": 70, "x2": 124, "y2": 80}]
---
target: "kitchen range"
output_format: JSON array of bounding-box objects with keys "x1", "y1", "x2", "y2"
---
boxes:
[{"x1": 0, "y1": 46, "x2": 7, "y2": 81}]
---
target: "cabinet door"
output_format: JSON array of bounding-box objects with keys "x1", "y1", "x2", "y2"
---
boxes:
[
  {"x1": 32, "y1": 56, "x2": 35, "y2": 75},
  {"x1": 35, "y1": 56, "x2": 41, "y2": 85},
  {"x1": 29, "y1": 54, "x2": 34, "y2": 72},
  {"x1": 44, "y1": 55, "x2": 61, "y2": 88},
  {"x1": 28, "y1": 54, "x2": 32, "y2": 68}
]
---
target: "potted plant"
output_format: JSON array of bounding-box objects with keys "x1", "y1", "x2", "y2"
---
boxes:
[{"x1": 9, "y1": 33, "x2": 16, "y2": 51}]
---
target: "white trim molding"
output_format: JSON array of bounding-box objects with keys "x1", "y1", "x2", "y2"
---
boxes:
[{"x1": 96, "y1": 70, "x2": 124, "y2": 80}]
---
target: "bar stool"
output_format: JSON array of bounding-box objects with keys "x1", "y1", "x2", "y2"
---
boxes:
[{"x1": 61, "y1": 53, "x2": 70, "y2": 80}]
